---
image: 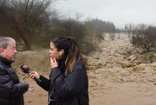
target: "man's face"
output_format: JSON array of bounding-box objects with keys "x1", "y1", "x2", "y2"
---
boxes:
[{"x1": 2, "y1": 40, "x2": 17, "y2": 61}]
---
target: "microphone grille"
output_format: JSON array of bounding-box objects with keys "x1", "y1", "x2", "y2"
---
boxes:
[{"x1": 20, "y1": 65, "x2": 30, "y2": 73}]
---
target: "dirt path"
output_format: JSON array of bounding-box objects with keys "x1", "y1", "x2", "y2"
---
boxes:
[{"x1": 22, "y1": 35, "x2": 156, "y2": 105}]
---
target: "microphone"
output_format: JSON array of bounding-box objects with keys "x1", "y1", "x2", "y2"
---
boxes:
[{"x1": 20, "y1": 65, "x2": 41, "y2": 83}]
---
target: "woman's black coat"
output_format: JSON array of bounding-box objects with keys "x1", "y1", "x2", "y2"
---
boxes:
[
  {"x1": 37, "y1": 59, "x2": 89, "y2": 105},
  {"x1": 0, "y1": 56, "x2": 29, "y2": 105}
]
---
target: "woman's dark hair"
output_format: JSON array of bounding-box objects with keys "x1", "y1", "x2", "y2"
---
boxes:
[{"x1": 51, "y1": 37, "x2": 83, "y2": 75}]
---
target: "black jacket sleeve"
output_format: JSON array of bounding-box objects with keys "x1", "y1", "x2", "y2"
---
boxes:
[
  {"x1": 36, "y1": 75, "x2": 50, "y2": 91},
  {"x1": 11, "y1": 81, "x2": 29, "y2": 96},
  {"x1": 50, "y1": 60, "x2": 88, "y2": 98},
  {"x1": 0, "y1": 70, "x2": 29, "y2": 97}
]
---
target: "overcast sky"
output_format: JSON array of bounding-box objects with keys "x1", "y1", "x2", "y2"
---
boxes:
[{"x1": 54, "y1": 0, "x2": 156, "y2": 28}]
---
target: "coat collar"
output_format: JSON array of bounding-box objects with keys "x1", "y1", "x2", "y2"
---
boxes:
[{"x1": 0, "y1": 55, "x2": 12, "y2": 67}]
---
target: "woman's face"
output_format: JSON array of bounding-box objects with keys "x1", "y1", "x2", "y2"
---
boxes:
[{"x1": 49, "y1": 42, "x2": 60, "y2": 60}]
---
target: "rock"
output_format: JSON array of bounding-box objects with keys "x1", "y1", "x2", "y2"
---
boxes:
[
  {"x1": 120, "y1": 71, "x2": 130, "y2": 76},
  {"x1": 154, "y1": 82, "x2": 156, "y2": 85},
  {"x1": 89, "y1": 80, "x2": 98, "y2": 87},
  {"x1": 136, "y1": 48, "x2": 146, "y2": 54},
  {"x1": 149, "y1": 62, "x2": 156, "y2": 71},
  {"x1": 141, "y1": 52, "x2": 156, "y2": 63},
  {"x1": 132, "y1": 61, "x2": 142, "y2": 66},
  {"x1": 108, "y1": 69, "x2": 116, "y2": 73},
  {"x1": 133, "y1": 64, "x2": 147, "y2": 71},
  {"x1": 127, "y1": 55, "x2": 136, "y2": 62},
  {"x1": 95, "y1": 59, "x2": 107, "y2": 68},
  {"x1": 86, "y1": 56, "x2": 107, "y2": 69},
  {"x1": 95, "y1": 70, "x2": 100, "y2": 74},
  {"x1": 116, "y1": 49, "x2": 127, "y2": 55},
  {"x1": 86, "y1": 66, "x2": 96, "y2": 70},
  {"x1": 86, "y1": 57, "x2": 97, "y2": 66},
  {"x1": 117, "y1": 78, "x2": 124, "y2": 82},
  {"x1": 121, "y1": 61, "x2": 132, "y2": 68},
  {"x1": 89, "y1": 51, "x2": 101, "y2": 59}
]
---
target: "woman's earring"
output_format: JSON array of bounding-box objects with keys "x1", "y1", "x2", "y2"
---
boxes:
[{"x1": 59, "y1": 51, "x2": 62, "y2": 56}]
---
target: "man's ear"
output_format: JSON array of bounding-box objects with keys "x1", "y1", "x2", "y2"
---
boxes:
[
  {"x1": 0, "y1": 48, "x2": 5, "y2": 55},
  {"x1": 0, "y1": 48, "x2": 4, "y2": 53}
]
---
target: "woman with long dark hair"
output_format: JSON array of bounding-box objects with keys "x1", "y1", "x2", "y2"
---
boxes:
[{"x1": 28, "y1": 37, "x2": 89, "y2": 105}]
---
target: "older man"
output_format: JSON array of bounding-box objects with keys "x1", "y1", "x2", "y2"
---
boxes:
[{"x1": 0, "y1": 37, "x2": 32, "y2": 105}]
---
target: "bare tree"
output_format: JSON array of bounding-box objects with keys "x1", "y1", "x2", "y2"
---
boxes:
[
  {"x1": 125, "y1": 23, "x2": 137, "y2": 45},
  {"x1": 0, "y1": 0, "x2": 56, "y2": 50},
  {"x1": 126, "y1": 24, "x2": 156, "y2": 52},
  {"x1": 140, "y1": 26, "x2": 156, "y2": 51}
]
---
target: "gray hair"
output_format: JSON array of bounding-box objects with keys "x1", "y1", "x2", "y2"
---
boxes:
[{"x1": 0, "y1": 37, "x2": 15, "y2": 49}]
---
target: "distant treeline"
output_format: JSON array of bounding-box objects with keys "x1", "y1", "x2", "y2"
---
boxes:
[{"x1": 85, "y1": 19, "x2": 116, "y2": 33}]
